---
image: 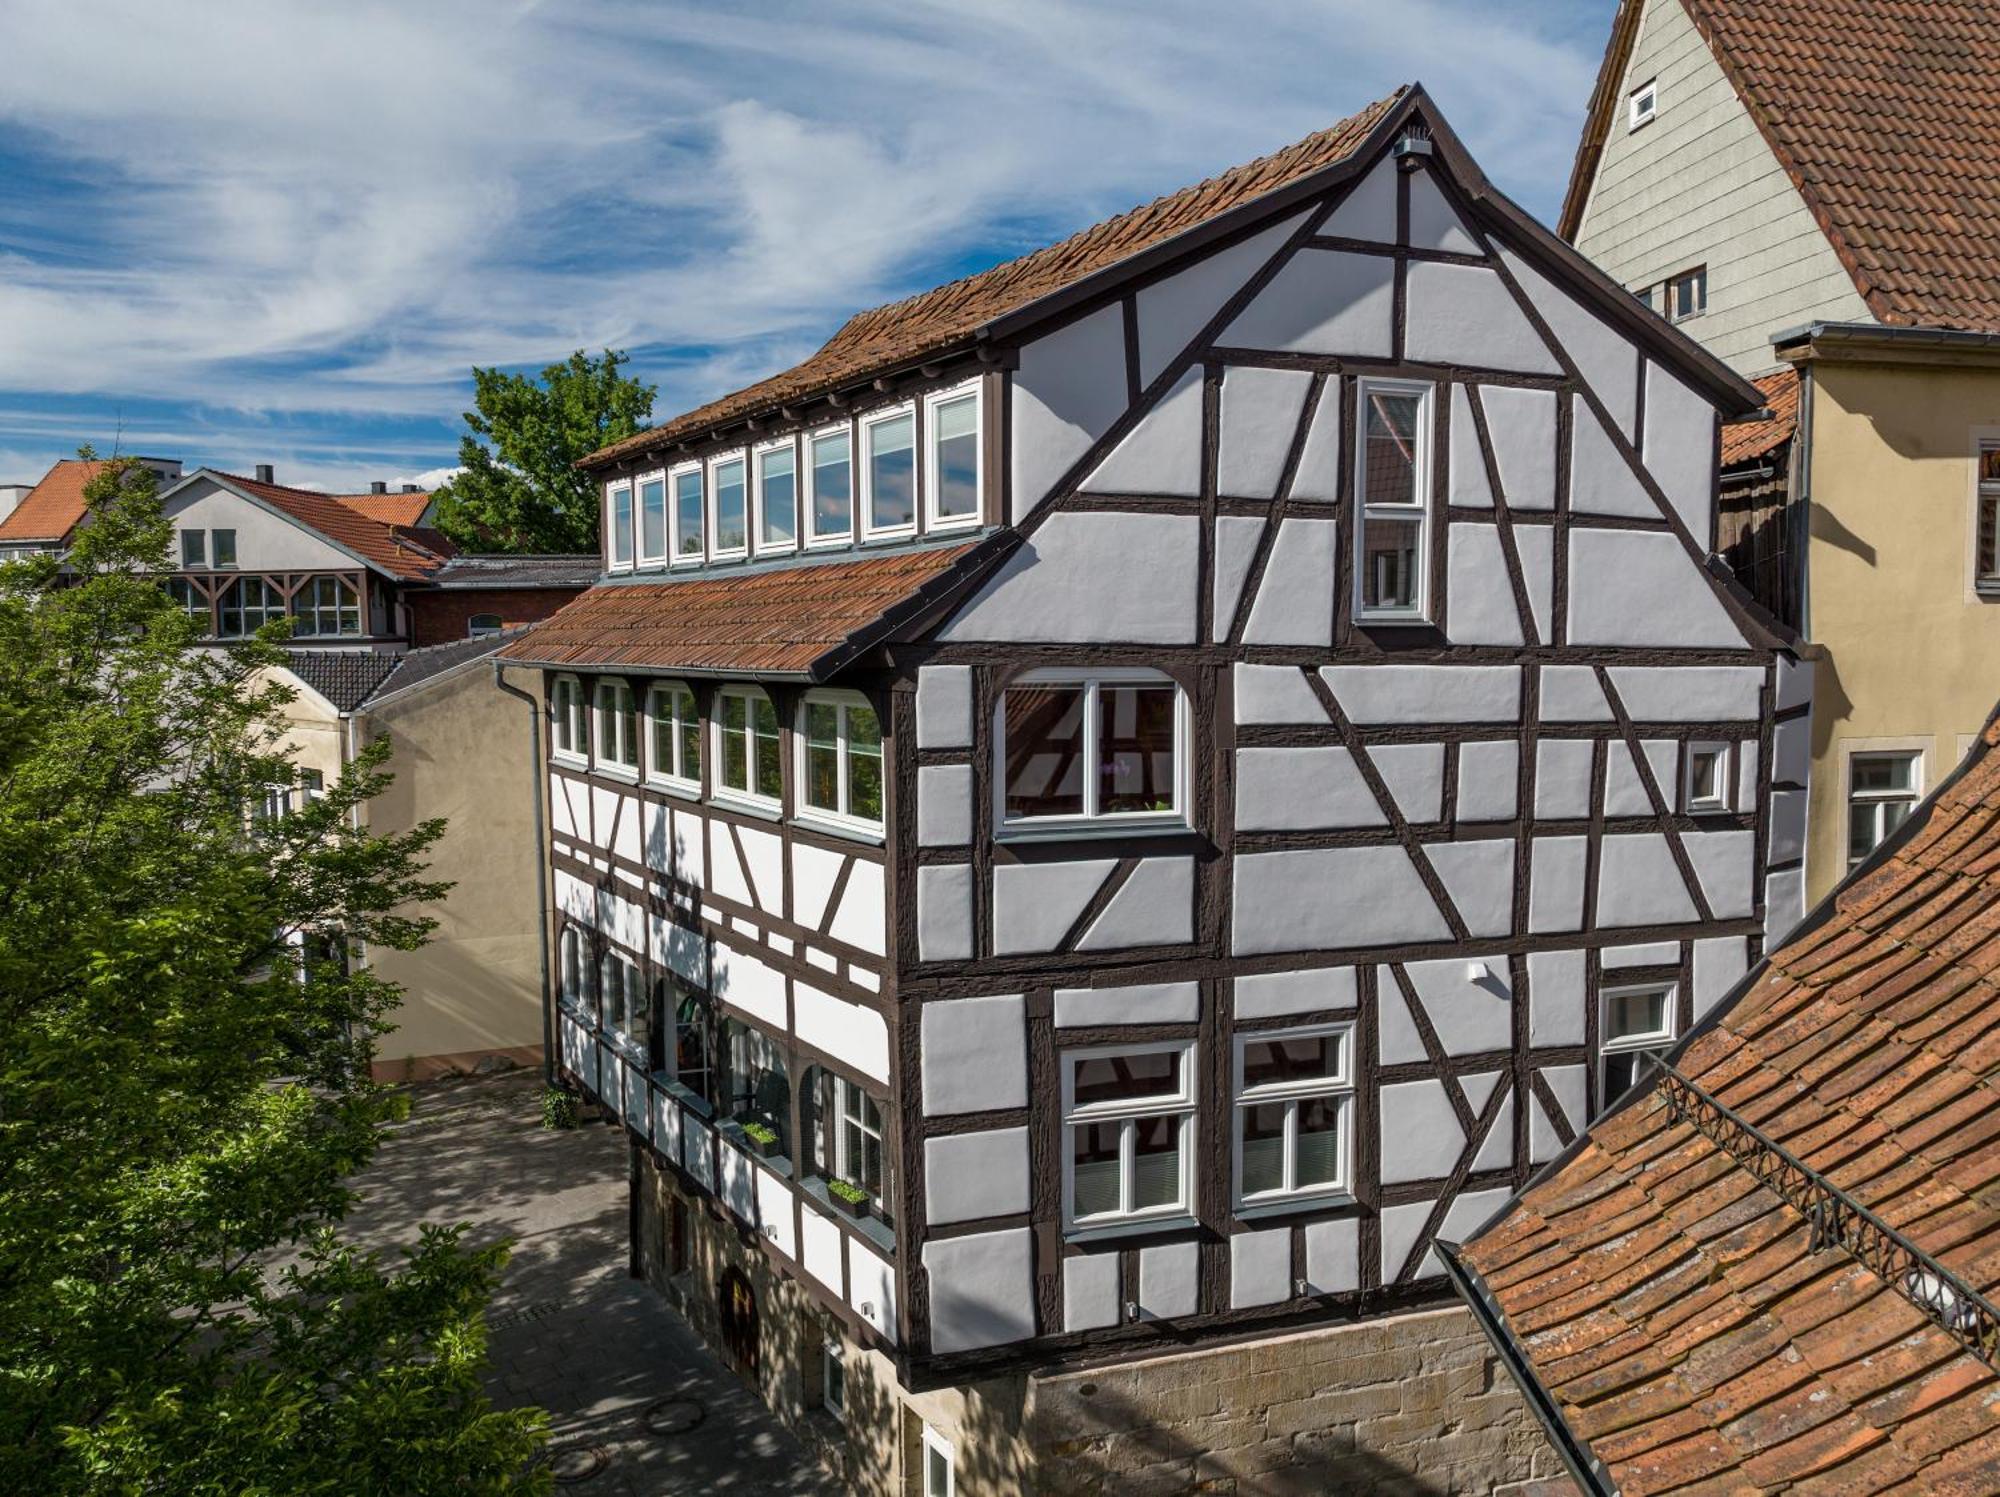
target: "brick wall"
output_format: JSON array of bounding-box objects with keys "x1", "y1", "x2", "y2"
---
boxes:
[{"x1": 405, "y1": 587, "x2": 584, "y2": 648}]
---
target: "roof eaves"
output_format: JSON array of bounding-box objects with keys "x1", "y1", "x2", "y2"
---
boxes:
[
  {"x1": 175, "y1": 469, "x2": 421, "y2": 582},
  {"x1": 1557, "y1": 0, "x2": 1649, "y2": 241},
  {"x1": 807, "y1": 529, "x2": 1021, "y2": 681}
]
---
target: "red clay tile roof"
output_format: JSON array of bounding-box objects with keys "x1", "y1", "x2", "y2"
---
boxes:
[
  {"x1": 0, "y1": 458, "x2": 112, "y2": 543},
  {"x1": 1454, "y1": 712, "x2": 2000, "y2": 1494},
  {"x1": 334, "y1": 490, "x2": 433, "y2": 527},
  {"x1": 1720, "y1": 368, "x2": 1800, "y2": 467},
  {"x1": 586, "y1": 89, "x2": 1409, "y2": 470},
  {"x1": 1565, "y1": 0, "x2": 2000, "y2": 331},
  {"x1": 496, "y1": 541, "x2": 992, "y2": 678},
  {"x1": 218, "y1": 471, "x2": 457, "y2": 582}
]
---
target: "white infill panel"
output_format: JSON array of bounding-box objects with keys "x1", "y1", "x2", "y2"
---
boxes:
[
  {"x1": 848, "y1": 1239, "x2": 898, "y2": 1343},
  {"x1": 800, "y1": 1205, "x2": 844, "y2": 1295},
  {"x1": 793, "y1": 980, "x2": 890, "y2": 1084}
]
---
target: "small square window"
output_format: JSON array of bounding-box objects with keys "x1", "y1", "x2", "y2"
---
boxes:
[
  {"x1": 1848, "y1": 750, "x2": 1922, "y2": 867},
  {"x1": 1685, "y1": 742, "x2": 1734, "y2": 813},
  {"x1": 1666, "y1": 266, "x2": 1707, "y2": 322},
  {"x1": 1629, "y1": 78, "x2": 1658, "y2": 129}
]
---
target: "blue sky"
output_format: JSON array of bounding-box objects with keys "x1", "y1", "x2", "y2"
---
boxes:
[{"x1": 0, "y1": 0, "x2": 1615, "y2": 492}]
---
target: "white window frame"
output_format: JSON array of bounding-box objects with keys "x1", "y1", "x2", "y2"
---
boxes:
[
  {"x1": 1665, "y1": 265, "x2": 1707, "y2": 323},
  {"x1": 859, "y1": 401, "x2": 919, "y2": 542},
  {"x1": 558, "y1": 926, "x2": 586, "y2": 1016},
  {"x1": 707, "y1": 451, "x2": 749, "y2": 561},
  {"x1": 921, "y1": 1427, "x2": 955, "y2": 1497},
  {"x1": 1230, "y1": 1023, "x2": 1355, "y2": 1213},
  {"x1": 1060, "y1": 1040, "x2": 1197, "y2": 1238},
  {"x1": 645, "y1": 680, "x2": 701, "y2": 794},
  {"x1": 752, "y1": 437, "x2": 800, "y2": 557},
  {"x1": 923, "y1": 380, "x2": 982, "y2": 532},
  {"x1": 594, "y1": 678, "x2": 640, "y2": 776},
  {"x1": 607, "y1": 481, "x2": 634, "y2": 572},
  {"x1": 467, "y1": 613, "x2": 504, "y2": 639},
  {"x1": 795, "y1": 689, "x2": 884, "y2": 838},
  {"x1": 599, "y1": 947, "x2": 647, "y2": 1052},
  {"x1": 994, "y1": 668, "x2": 1189, "y2": 838},
  {"x1": 1628, "y1": 77, "x2": 1658, "y2": 130},
  {"x1": 1352, "y1": 377, "x2": 1434, "y2": 624},
  {"x1": 669, "y1": 460, "x2": 705, "y2": 566},
  {"x1": 821, "y1": 1336, "x2": 846, "y2": 1422},
  {"x1": 804, "y1": 422, "x2": 854, "y2": 548},
  {"x1": 1684, "y1": 740, "x2": 1735, "y2": 814},
  {"x1": 180, "y1": 528, "x2": 206, "y2": 568},
  {"x1": 1845, "y1": 747, "x2": 1924, "y2": 869},
  {"x1": 636, "y1": 468, "x2": 669, "y2": 568},
  {"x1": 1973, "y1": 438, "x2": 2000, "y2": 595},
  {"x1": 832, "y1": 1076, "x2": 888, "y2": 1207},
  {"x1": 550, "y1": 674, "x2": 586, "y2": 763},
  {"x1": 1599, "y1": 981, "x2": 1677, "y2": 1100},
  {"x1": 711, "y1": 683, "x2": 782, "y2": 813}
]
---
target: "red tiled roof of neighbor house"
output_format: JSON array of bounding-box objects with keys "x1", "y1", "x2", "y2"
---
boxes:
[
  {"x1": 219, "y1": 471, "x2": 457, "y2": 582},
  {"x1": 1720, "y1": 368, "x2": 1800, "y2": 468},
  {"x1": 0, "y1": 458, "x2": 113, "y2": 543},
  {"x1": 584, "y1": 89, "x2": 1410, "y2": 469},
  {"x1": 1450, "y1": 713, "x2": 2000, "y2": 1495},
  {"x1": 1565, "y1": 0, "x2": 2000, "y2": 332},
  {"x1": 333, "y1": 490, "x2": 433, "y2": 527},
  {"x1": 496, "y1": 541, "x2": 992, "y2": 678}
]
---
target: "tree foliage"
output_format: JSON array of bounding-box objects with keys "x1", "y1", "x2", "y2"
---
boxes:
[
  {"x1": 0, "y1": 456, "x2": 548, "y2": 1493},
  {"x1": 432, "y1": 350, "x2": 655, "y2": 554}
]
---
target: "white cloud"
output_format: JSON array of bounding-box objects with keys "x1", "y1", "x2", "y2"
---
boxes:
[{"x1": 0, "y1": 0, "x2": 1610, "y2": 482}]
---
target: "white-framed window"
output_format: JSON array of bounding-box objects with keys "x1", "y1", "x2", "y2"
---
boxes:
[
  {"x1": 1685, "y1": 741, "x2": 1734, "y2": 813},
  {"x1": 714, "y1": 684, "x2": 782, "y2": 807},
  {"x1": 1232, "y1": 1024, "x2": 1354, "y2": 1210},
  {"x1": 998, "y1": 669, "x2": 1185, "y2": 833},
  {"x1": 1628, "y1": 77, "x2": 1658, "y2": 129},
  {"x1": 468, "y1": 612, "x2": 504, "y2": 638},
  {"x1": 754, "y1": 438, "x2": 798, "y2": 555},
  {"x1": 165, "y1": 578, "x2": 209, "y2": 627},
  {"x1": 1062, "y1": 1041, "x2": 1196, "y2": 1235},
  {"x1": 924, "y1": 382, "x2": 981, "y2": 530},
  {"x1": 211, "y1": 529, "x2": 237, "y2": 568},
  {"x1": 550, "y1": 674, "x2": 586, "y2": 761},
  {"x1": 1353, "y1": 378, "x2": 1433, "y2": 623},
  {"x1": 594, "y1": 679, "x2": 639, "y2": 773},
  {"x1": 834, "y1": 1076, "x2": 889, "y2": 1211},
  {"x1": 291, "y1": 576, "x2": 361, "y2": 637},
  {"x1": 217, "y1": 576, "x2": 284, "y2": 637},
  {"x1": 608, "y1": 481, "x2": 634, "y2": 571},
  {"x1": 637, "y1": 471, "x2": 668, "y2": 566},
  {"x1": 671, "y1": 462, "x2": 705, "y2": 564},
  {"x1": 599, "y1": 948, "x2": 649, "y2": 1050},
  {"x1": 861, "y1": 404, "x2": 917, "y2": 539},
  {"x1": 180, "y1": 528, "x2": 206, "y2": 568},
  {"x1": 1848, "y1": 750, "x2": 1922, "y2": 867},
  {"x1": 1600, "y1": 982, "x2": 1676, "y2": 1098},
  {"x1": 922, "y1": 1427, "x2": 955, "y2": 1497},
  {"x1": 1666, "y1": 265, "x2": 1707, "y2": 322},
  {"x1": 559, "y1": 925, "x2": 598, "y2": 1022},
  {"x1": 646, "y1": 681, "x2": 701, "y2": 791},
  {"x1": 709, "y1": 452, "x2": 748, "y2": 559},
  {"x1": 806, "y1": 424, "x2": 853, "y2": 546},
  {"x1": 1976, "y1": 444, "x2": 2000, "y2": 588},
  {"x1": 821, "y1": 1337, "x2": 846, "y2": 1422},
  {"x1": 797, "y1": 691, "x2": 883, "y2": 833}
]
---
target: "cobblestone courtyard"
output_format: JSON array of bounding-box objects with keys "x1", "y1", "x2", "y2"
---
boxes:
[{"x1": 342, "y1": 1069, "x2": 838, "y2": 1495}]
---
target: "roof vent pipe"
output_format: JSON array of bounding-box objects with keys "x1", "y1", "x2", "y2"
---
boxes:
[
  {"x1": 370, "y1": 480, "x2": 387, "y2": 494},
  {"x1": 255, "y1": 463, "x2": 274, "y2": 484}
]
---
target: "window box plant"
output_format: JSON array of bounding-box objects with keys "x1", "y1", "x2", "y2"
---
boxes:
[
  {"x1": 827, "y1": 1177, "x2": 870, "y2": 1220},
  {"x1": 740, "y1": 1119, "x2": 780, "y2": 1159}
]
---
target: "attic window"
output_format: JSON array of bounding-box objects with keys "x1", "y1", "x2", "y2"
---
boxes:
[{"x1": 1629, "y1": 78, "x2": 1657, "y2": 129}]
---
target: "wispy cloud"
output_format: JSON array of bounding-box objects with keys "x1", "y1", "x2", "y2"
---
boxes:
[{"x1": 0, "y1": 0, "x2": 1611, "y2": 489}]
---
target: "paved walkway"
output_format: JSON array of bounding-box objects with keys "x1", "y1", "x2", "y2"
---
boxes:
[{"x1": 343, "y1": 1069, "x2": 838, "y2": 1495}]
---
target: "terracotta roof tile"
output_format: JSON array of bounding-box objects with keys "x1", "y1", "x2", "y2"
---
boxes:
[
  {"x1": 0, "y1": 458, "x2": 112, "y2": 543},
  {"x1": 1457, "y1": 710, "x2": 2000, "y2": 1492},
  {"x1": 495, "y1": 541, "x2": 994, "y2": 678},
  {"x1": 1721, "y1": 368, "x2": 1800, "y2": 467},
  {"x1": 217, "y1": 471, "x2": 457, "y2": 582},
  {"x1": 586, "y1": 90, "x2": 1406, "y2": 469},
  {"x1": 333, "y1": 490, "x2": 433, "y2": 527}
]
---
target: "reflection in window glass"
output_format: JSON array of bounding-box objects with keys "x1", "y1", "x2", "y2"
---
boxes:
[
  {"x1": 866, "y1": 412, "x2": 915, "y2": 532},
  {"x1": 811, "y1": 429, "x2": 852, "y2": 540},
  {"x1": 1232, "y1": 1025, "x2": 1352, "y2": 1206},
  {"x1": 1003, "y1": 685, "x2": 1085, "y2": 819},
  {"x1": 639, "y1": 476, "x2": 666, "y2": 559},
  {"x1": 610, "y1": 484, "x2": 633, "y2": 567},
  {"x1": 758, "y1": 445, "x2": 796, "y2": 549},
  {"x1": 1098, "y1": 684, "x2": 1176, "y2": 814},
  {"x1": 674, "y1": 469, "x2": 704, "y2": 558},
  {"x1": 1003, "y1": 676, "x2": 1180, "y2": 824},
  {"x1": 1848, "y1": 752, "x2": 1920, "y2": 867},
  {"x1": 714, "y1": 457, "x2": 747, "y2": 553},
  {"x1": 1071, "y1": 1049, "x2": 1180, "y2": 1108},
  {"x1": 1357, "y1": 383, "x2": 1430, "y2": 619},
  {"x1": 931, "y1": 393, "x2": 979, "y2": 520}
]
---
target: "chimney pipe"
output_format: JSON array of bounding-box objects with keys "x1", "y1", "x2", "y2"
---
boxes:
[
  {"x1": 254, "y1": 463, "x2": 274, "y2": 484},
  {"x1": 401, "y1": 483, "x2": 420, "y2": 493},
  {"x1": 370, "y1": 480, "x2": 387, "y2": 493}
]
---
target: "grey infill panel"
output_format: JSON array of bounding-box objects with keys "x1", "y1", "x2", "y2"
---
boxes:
[
  {"x1": 1321, "y1": 155, "x2": 1397, "y2": 243},
  {"x1": 1566, "y1": 529, "x2": 1745, "y2": 649},
  {"x1": 1534, "y1": 739, "x2": 1594, "y2": 820},
  {"x1": 1445, "y1": 523, "x2": 1524, "y2": 646},
  {"x1": 1683, "y1": 828, "x2": 1756, "y2": 919},
  {"x1": 938, "y1": 511, "x2": 1201, "y2": 645},
  {"x1": 1135, "y1": 211, "x2": 1308, "y2": 388},
  {"x1": 1456, "y1": 739, "x2": 1518, "y2": 821},
  {"x1": 1137, "y1": 1241, "x2": 1199, "y2": 1319},
  {"x1": 1232, "y1": 845, "x2": 1451, "y2": 955},
  {"x1": 1243, "y1": 517, "x2": 1338, "y2": 647},
  {"x1": 1448, "y1": 385, "x2": 1494, "y2": 508},
  {"x1": 1220, "y1": 248, "x2": 1394, "y2": 358},
  {"x1": 916, "y1": 862, "x2": 974, "y2": 961},
  {"x1": 1236, "y1": 746, "x2": 1387, "y2": 832},
  {"x1": 1010, "y1": 301, "x2": 1131, "y2": 522},
  {"x1": 924, "y1": 1127, "x2": 1032, "y2": 1226},
  {"x1": 1053, "y1": 980, "x2": 1200, "y2": 1028},
  {"x1": 1528, "y1": 835, "x2": 1589, "y2": 934},
  {"x1": 1526, "y1": 948, "x2": 1586, "y2": 1046},
  {"x1": 1514, "y1": 523, "x2": 1554, "y2": 643},
  {"x1": 1233, "y1": 965, "x2": 1358, "y2": 1020},
  {"x1": 1063, "y1": 1251, "x2": 1121, "y2": 1333},
  {"x1": 1595, "y1": 833, "x2": 1701, "y2": 928},
  {"x1": 1643, "y1": 361, "x2": 1717, "y2": 540},
  {"x1": 1694, "y1": 936, "x2": 1749, "y2": 1020},
  {"x1": 920, "y1": 994, "x2": 1028, "y2": 1116},
  {"x1": 1213, "y1": 515, "x2": 1265, "y2": 641},
  {"x1": 1234, "y1": 663, "x2": 1327, "y2": 726},
  {"x1": 1230, "y1": 1227, "x2": 1292, "y2": 1309},
  {"x1": 1289, "y1": 376, "x2": 1344, "y2": 503},
  {"x1": 1319, "y1": 665, "x2": 1521, "y2": 724},
  {"x1": 1481, "y1": 385, "x2": 1557, "y2": 511},
  {"x1": 1498, "y1": 245, "x2": 1638, "y2": 438},
  {"x1": 1218, "y1": 364, "x2": 1314, "y2": 497},
  {"x1": 1425, "y1": 838, "x2": 1516, "y2": 938},
  {"x1": 1378, "y1": 1079, "x2": 1465, "y2": 1185},
  {"x1": 923, "y1": 1228, "x2": 1037, "y2": 1353},
  {"x1": 1082, "y1": 368, "x2": 1202, "y2": 497},
  {"x1": 1403, "y1": 953, "x2": 1514, "y2": 1057},
  {"x1": 916, "y1": 763, "x2": 974, "y2": 848},
  {"x1": 916, "y1": 665, "x2": 975, "y2": 749},
  {"x1": 1538, "y1": 664, "x2": 1611, "y2": 722},
  {"x1": 1570, "y1": 402, "x2": 1660, "y2": 520},
  {"x1": 1076, "y1": 856, "x2": 1195, "y2": 951},
  {"x1": 1406, "y1": 165, "x2": 1481, "y2": 255},
  {"x1": 993, "y1": 858, "x2": 1117, "y2": 955},
  {"x1": 1305, "y1": 1216, "x2": 1359, "y2": 1294},
  {"x1": 1370, "y1": 741, "x2": 1446, "y2": 823},
  {"x1": 1608, "y1": 666, "x2": 1765, "y2": 723},
  {"x1": 1403, "y1": 261, "x2": 1562, "y2": 377}
]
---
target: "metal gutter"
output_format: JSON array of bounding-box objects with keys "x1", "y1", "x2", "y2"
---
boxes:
[
  {"x1": 1773, "y1": 320, "x2": 2000, "y2": 357},
  {"x1": 492, "y1": 660, "x2": 556, "y2": 1086}
]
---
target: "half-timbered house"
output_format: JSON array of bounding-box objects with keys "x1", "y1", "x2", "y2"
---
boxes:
[{"x1": 499, "y1": 84, "x2": 1810, "y2": 1495}]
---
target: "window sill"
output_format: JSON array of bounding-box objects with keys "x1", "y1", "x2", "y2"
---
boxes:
[
  {"x1": 1975, "y1": 579, "x2": 2000, "y2": 600},
  {"x1": 594, "y1": 764, "x2": 641, "y2": 784},
  {"x1": 1062, "y1": 1212, "x2": 1198, "y2": 1246},
  {"x1": 653, "y1": 1074, "x2": 714, "y2": 1119},
  {"x1": 551, "y1": 751, "x2": 589, "y2": 771},
  {"x1": 800, "y1": 1175, "x2": 897, "y2": 1255},
  {"x1": 711, "y1": 791, "x2": 783, "y2": 823},
  {"x1": 1351, "y1": 613, "x2": 1437, "y2": 629},
  {"x1": 644, "y1": 774, "x2": 702, "y2": 801},
  {"x1": 804, "y1": 534, "x2": 855, "y2": 551},
  {"x1": 859, "y1": 528, "x2": 919, "y2": 546},
  {"x1": 716, "y1": 1118, "x2": 792, "y2": 1178},
  {"x1": 793, "y1": 811, "x2": 885, "y2": 847},
  {"x1": 1233, "y1": 1191, "x2": 1355, "y2": 1223},
  {"x1": 997, "y1": 818, "x2": 1192, "y2": 847}
]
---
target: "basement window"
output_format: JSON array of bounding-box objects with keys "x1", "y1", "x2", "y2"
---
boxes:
[
  {"x1": 1629, "y1": 78, "x2": 1658, "y2": 130},
  {"x1": 1062, "y1": 1042, "x2": 1196, "y2": 1236}
]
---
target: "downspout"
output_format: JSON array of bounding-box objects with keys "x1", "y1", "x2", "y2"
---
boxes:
[
  {"x1": 493, "y1": 660, "x2": 555, "y2": 1086},
  {"x1": 1793, "y1": 361, "x2": 1815, "y2": 643}
]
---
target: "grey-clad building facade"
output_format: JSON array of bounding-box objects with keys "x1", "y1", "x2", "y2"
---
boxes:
[{"x1": 502, "y1": 84, "x2": 1809, "y2": 1495}]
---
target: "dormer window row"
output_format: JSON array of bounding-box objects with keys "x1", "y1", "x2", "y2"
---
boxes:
[{"x1": 604, "y1": 378, "x2": 984, "y2": 574}]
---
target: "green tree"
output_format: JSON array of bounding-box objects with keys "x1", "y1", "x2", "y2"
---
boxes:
[
  {"x1": 433, "y1": 350, "x2": 655, "y2": 554},
  {"x1": 0, "y1": 455, "x2": 548, "y2": 1494}
]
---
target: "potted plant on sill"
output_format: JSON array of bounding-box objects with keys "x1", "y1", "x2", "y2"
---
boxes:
[
  {"x1": 740, "y1": 1119, "x2": 780, "y2": 1160},
  {"x1": 827, "y1": 1177, "x2": 870, "y2": 1221}
]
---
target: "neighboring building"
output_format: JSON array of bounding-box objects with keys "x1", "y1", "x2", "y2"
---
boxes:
[
  {"x1": 406, "y1": 554, "x2": 602, "y2": 647},
  {"x1": 502, "y1": 83, "x2": 1810, "y2": 1494},
  {"x1": 1446, "y1": 708, "x2": 2000, "y2": 1495},
  {"x1": 0, "y1": 481, "x2": 35, "y2": 524},
  {"x1": 0, "y1": 456, "x2": 185, "y2": 558},
  {"x1": 261, "y1": 630, "x2": 548, "y2": 1079},
  {"x1": 1563, "y1": 0, "x2": 2000, "y2": 905}
]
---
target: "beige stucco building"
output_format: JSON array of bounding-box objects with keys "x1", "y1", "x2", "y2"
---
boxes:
[
  {"x1": 262, "y1": 636, "x2": 547, "y2": 1079},
  {"x1": 1566, "y1": 0, "x2": 2000, "y2": 906}
]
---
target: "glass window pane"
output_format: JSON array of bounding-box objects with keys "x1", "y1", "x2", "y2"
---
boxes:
[
  {"x1": 753, "y1": 695, "x2": 781, "y2": 799},
  {"x1": 1606, "y1": 988, "x2": 1667, "y2": 1040},
  {"x1": 932, "y1": 394, "x2": 979, "y2": 519},
  {"x1": 867, "y1": 413, "x2": 915, "y2": 531},
  {"x1": 651, "y1": 694, "x2": 674, "y2": 774},
  {"x1": 1294, "y1": 1097, "x2": 1343, "y2": 1187},
  {"x1": 805, "y1": 718, "x2": 840, "y2": 813},
  {"x1": 1098, "y1": 684, "x2": 1176, "y2": 815},
  {"x1": 714, "y1": 459, "x2": 747, "y2": 552},
  {"x1": 181, "y1": 530, "x2": 205, "y2": 567},
  {"x1": 1690, "y1": 748, "x2": 1723, "y2": 803},
  {"x1": 847, "y1": 705, "x2": 883, "y2": 823},
  {"x1": 927, "y1": 1445, "x2": 950, "y2": 1497},
  {"x1": 1130, "y1": 1116, "x2": 1181, "y2": 1210},
  {"x1": 759, "y1": 447, "x2": 796, "y2": 547},
  {"x1": 1363, "y1": 391, "x2": 1422, "y2": 507},
  {"x1": 212, "y1": 529, "x2": 236, "y2": 567},
  {"x1": 1241, "y1": 1034, "x2": 1337, "y2": 1090},
  {"x1": 1071, "y1": 1122, "x2": 1122, "y2": 1218},
  {"x1": 675, "y1": 471, "x2": 704, "y2": 556},
  {"x1": 611, "y1": 487, "x2": 633, "y2": 564},
  {"x1": 1004, "y1": 685, "x2": 1085, "y2": 819},
  {"x1": 677, "y1": 698, "x2": 701, "y2": 781},
  {"x1": 722, "y1": 694, "x2": 748, "y2": 790},
  {"x1": 1853, "y1": 754, "x2": 1915, "y2": 794},
  {"x1": 1604, "y1": 1050, "x2": 1644, "y2": 1097},
  {"x1": 1239, "y1": 1102, "x2": 1287, "y2": 1196},
  {"x1": 640, "y1": 478, "x2": 666, "y2": 557},
  {"x1": 812, "y1": 431, "x2": 852, "y2": 538},
  {"x1": 1360, "y1": 517, "x2": 1422, "y2": 611},
  {"x1": 1072, "y1": 1050, "x2": 1180, "y2": 1109}
]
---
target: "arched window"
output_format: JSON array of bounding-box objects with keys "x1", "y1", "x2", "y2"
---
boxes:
[
  {"x1": 713, "y1": 684, "x2": 781, "y2": 807},
  {"x1": 467, "y1": 613, "x2": 504, "y2": 638},
  {"x1": 550, "y1": 676, "x2": 586, "y2": 760},
  {"x1": 646, "y1": 681, "x2": 701, "y2": 789},
  {"x1": 655, "y1": 972, "x2": 714, "y2": 1104},
  {"x1": 719, "y1": 1018, "x2": 790, "y2": 1157},
  {"x1": 558, "y1": 927, "x2": 583, "y2": 1014},
  {"x1": 598, "y1": 948, "x2": 648, "y2": 1050},
  {"x1": 803, "y1": 1066, "x2": 894, "y2": 1225},
  {"x1": 797, "y1": 691, "x2": 883, "y2": 831},
  {"x1": 595, "y1": 680, "x2": 639, "y2": 772}
]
